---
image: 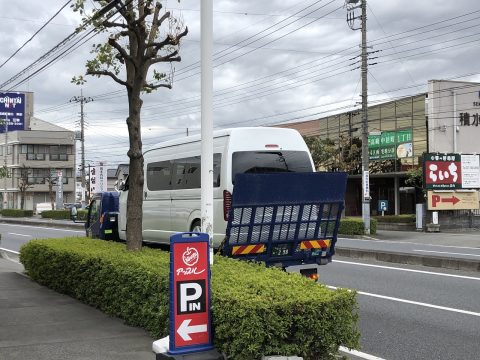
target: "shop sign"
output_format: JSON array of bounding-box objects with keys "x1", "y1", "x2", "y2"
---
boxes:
[
  {"x1": 424, "y1": 153, "x2": 480, "y2": 189},
  {"x1": 427, "y1": 190, "x2": 479, "y2": 210},
  {"x1": 0, "y1": 92, "x2": 25, "y2": 132},
  {"x1": 368, "y1": 128, "x2": 413, "y2": 160}
]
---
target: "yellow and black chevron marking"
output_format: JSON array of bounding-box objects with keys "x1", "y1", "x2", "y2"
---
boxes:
[
  {"x1": 300, "y1": 239, "x2": 331, "y2": 250},
  {"x1": 232, "y1": 244, "x2": 266, "y2": 256}
]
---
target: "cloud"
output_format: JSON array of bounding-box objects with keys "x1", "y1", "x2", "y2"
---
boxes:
[{"x1": 1, "y1": 0, "x2": 479, "y2": 167}]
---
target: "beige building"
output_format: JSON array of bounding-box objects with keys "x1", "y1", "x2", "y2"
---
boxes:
[{"x1": 0, "y1": 117, "x2": 75, "y2": 210}]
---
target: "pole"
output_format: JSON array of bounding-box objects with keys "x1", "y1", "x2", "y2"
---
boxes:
[
  {"x1": 70, "y1": 91, "x2": 93, "y2": 209},
  {"x1": 201, "y1": 0, "x2": 214, "y2": 264},
  {"x1": 360, "y1": 0, "x2": 370, "y2": 234}
]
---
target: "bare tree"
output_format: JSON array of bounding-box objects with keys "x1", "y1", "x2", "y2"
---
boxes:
[
  {"x1": 18, "y1": 166, "x2": 34, "y2": 210},
  {"x1": 72, "y1": 0, "x2": 188, "y2": 250},
  {"x1": 44, "y1": 169, "x2": 56, "y2": 211}
]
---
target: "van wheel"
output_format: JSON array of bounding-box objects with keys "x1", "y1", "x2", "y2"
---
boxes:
[{"x1": 191, "y1": 220, "x2": 201, "y2": 233}]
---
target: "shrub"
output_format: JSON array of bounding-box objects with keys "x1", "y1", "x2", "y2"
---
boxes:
[
  {"x1": 338, "y1": 217, "x2": 377, "y2": 235},
  {"x1": 40, "y1": 209, "x2": 89, "y2": 221},
  {"x1": 20, "y1": 238, "x2": 360, "y2": 360},
  {"x1": 0, "y1": 209, "x2": 34, "y2": 217},
  {"x1": 373, "y1": 214, "x2": 415, "y2": 223}
]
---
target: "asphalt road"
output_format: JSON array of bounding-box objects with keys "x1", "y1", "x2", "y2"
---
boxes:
[
  {"x1": 338, "y1": 230, "x2": 480, "y2": 262},
  {"x1": 321, "y1": 257, "x2": 480, "y2": 360},
  {"x1": 0, "y1": 223, "x2": 84, "y2": 252}
]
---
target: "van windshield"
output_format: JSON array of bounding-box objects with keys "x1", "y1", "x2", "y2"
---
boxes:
[{"x1": 232, "y1": 151, "x2": 313, "y2": 184}]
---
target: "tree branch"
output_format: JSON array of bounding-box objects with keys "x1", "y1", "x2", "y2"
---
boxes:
[
  {"x1": 144, "y1": 82, "x2": 172, "y2": 90},
  {"x1": 102, "y1": 20, "x2": 128, "y2": 29},
  {"x1": 148, "y1": 50, "x2": 181, "y2": 65},
  {"x1": 108, "y1": 37, "x2": 134, "y2": 65},
  {"x1": 87, "y1": 69, "x2": 129, "y2": 87}
]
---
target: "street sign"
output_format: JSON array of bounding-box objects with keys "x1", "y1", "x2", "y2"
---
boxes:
[
  {"x1": 378, "y1": 200, "x2": 388, "y2": 212},
  {"x1": 427, "y1": 191, "x2": 480, "y2": 210},
  {"x1": 169, "y1": 233, "x2": 213, "y2": 355}
]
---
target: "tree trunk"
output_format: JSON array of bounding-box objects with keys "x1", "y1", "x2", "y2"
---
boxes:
[
  {"x1": 125, "y1": 87, "x2": 144, "y2": 251},
  {"x1": 49, "y1": 183, "x2": 55, "y2": 210},
  {"x1": 20, "y1": 192, "x2": 25, "y2": 210}
]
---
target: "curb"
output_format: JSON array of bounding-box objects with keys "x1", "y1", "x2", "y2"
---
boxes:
[{"x1": 335, "y1": 247, "x2": 480, "y2": 272}]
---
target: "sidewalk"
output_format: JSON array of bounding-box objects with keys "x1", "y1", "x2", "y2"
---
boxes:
[{"x1": 0, "y1": 256, "x2": 155, "y2": 360}]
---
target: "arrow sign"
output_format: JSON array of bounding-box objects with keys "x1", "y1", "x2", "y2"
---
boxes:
[
  {"x1": 441, "y1": 196, "x2": 460, "y2": 205},
  {"x1": 177, "y1": 319, "x2": 207, "y2": 341}
]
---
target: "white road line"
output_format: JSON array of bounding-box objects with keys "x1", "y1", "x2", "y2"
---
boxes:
[
  {"x1": 339, "y1": 347, "x2": 386, "y2": 360},
  {"x1": 8, "y1": 232, "x2": 31, "y2": 237},
  {"x1": 340, "y1": 238, "x2": 480, "y2": 250},
  {"x1": 333, "y1": 259, "x2": 480, "y2": 281},
  {"x1": 328, "y1": 285, "x2": 480, "y2": 317},
  {"x1": 0, "y1": 223, "x2": 84, "y2": 233},
  {"x1": 413, "y1": 249, "x2": 480, "y2": 257}
]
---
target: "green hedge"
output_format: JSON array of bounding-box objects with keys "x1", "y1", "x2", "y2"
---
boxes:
[
  {"x1": 0, "y1": 209, "x2": 34, "y2": 217},
  {"x1": 40, "y1": 209, "x2": 88, "y2": 221},
  {"x1": 373, "y1": 214, "x2": 415, "y2": 223},
  {"x1": 20, "y1": 238, "x2": 360, "y2": 360},
  {"x1": 338, "y1": 217, "x2": 377, "y2": 235}
]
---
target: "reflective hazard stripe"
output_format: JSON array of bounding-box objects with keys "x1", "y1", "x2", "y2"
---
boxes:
[
  {"x1": 300, "y1": 240, "x2": 331, "y2": 250},
  {"x1": 232, "y1": 244, "x2": 266, "y2": 256}
]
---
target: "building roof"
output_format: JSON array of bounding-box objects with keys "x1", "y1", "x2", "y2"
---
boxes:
[{"x1": 29, "y1": 117, "x2": 71, "y2": 132}]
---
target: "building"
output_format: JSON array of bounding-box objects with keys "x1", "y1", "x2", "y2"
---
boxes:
[
  {"x1": 0, "y1": 91, "x2": 75, "y2": 211},
  {"x1": 280, "y1": 79, "x2": 480, "y2": 217}
]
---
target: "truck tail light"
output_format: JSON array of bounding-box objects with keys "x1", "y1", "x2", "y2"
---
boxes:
[{"x1": 223, "y1": 190, "x2": 232, "y2": 221}]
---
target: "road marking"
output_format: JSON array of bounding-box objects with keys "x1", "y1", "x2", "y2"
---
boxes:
[
  {"x1": 413, "y1": 249, "x2": 480, "y2": 257},
  {"x1": 8, "y1": 233, "x2": 31, "y2": 237},
  {"x1": 333, "y1": 260, "x2": 480, "y2": 281},
  {"x1": 328, "y1": 285, "x2": 480, "y2": 317},
  {"x1": 0, "y1": 224, "x2": 84, "y2": 233},
  {"x1": 339, "y1": 347, "x2": 386, "y2": 360},
  {"x1": 340, "y1": 238, "x2": 480, "y2": 250}
]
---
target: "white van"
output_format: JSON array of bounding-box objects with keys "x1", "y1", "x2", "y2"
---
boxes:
[{"x1": 118, "y1": 127, "x2": 314, "y2": 247}]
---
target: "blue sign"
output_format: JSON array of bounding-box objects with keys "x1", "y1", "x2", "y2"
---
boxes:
[
  {"x1": 378, "y1": 200, "x2": 389, "y2": 212},
  {"x1": 0, "y1": 92, "x2": 26, "y2": 132}
]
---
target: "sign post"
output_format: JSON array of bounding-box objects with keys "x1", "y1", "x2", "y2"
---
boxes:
[{"x1": 155, "y1": 232, "x2": 223, "y2": 360}]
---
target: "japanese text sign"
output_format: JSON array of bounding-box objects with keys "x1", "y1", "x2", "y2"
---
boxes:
[
  {"x1": 368, "y1": 128, "x2": 413, "y2": 160},
  {"x1": 424, "y1": 153, "x2": 480, "y2": 189},
  {"x1": 0, "y1": 92, "x2": 25, "y2": 132},
  {"x1": 169, "y1": 233, "x2": 213, "y2": 355}
]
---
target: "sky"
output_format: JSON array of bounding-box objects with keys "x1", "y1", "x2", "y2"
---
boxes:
[{"x1": 0, "y1": 0, "x2": 479, "y2": 170}]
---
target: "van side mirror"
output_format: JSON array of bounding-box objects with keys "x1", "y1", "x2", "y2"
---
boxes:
[{"x1": 70, "y1": 207, "x2": 78, "y2": 222}]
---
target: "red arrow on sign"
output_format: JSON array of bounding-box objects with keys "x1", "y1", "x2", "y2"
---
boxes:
[{"x1": 441, "y1": 196, "x2": 460, "y2": 205}]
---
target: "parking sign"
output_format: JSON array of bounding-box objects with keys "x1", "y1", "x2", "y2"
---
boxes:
[{"x1": 169, "y1": 233, "x2": 213, "y2": 355}]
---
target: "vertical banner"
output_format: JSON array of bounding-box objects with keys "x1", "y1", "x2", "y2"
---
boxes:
[
  {"x1": 0, "y1": 92, "x2": 26, "y2": 132},
  {"x1": 90, "y1": 161, "x2": 107, "y2": 195}
]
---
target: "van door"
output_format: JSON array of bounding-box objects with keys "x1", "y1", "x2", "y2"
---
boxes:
[
  {"x1": 143, "y1": 160, "x2": 172, "y2": 243},
  {"x1": 86, "y1": 196, "x2": 102, "y2": 238}
]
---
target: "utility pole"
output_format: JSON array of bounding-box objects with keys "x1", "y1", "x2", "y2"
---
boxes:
[
  {"x1": 70, "y1": 90, "x2": 93, "y2": 208},
  {"x1": 346, "y1": 0, "x2": 370, "y2": 234}
]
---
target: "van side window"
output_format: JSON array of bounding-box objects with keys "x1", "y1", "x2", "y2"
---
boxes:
[
  {"x1": 170, "y1": 154, "x2": 221, "y2": 190},
  {"x1": 147, "y1": 161, "x2": 172, "y2": 190}
]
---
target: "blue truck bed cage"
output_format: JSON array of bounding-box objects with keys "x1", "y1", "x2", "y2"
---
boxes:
[{"x1": 222, "y1": 172, "x2": 348, "y2": 268}]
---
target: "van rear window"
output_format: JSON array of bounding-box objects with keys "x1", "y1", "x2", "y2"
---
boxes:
[{"x1": 232, "y1": 151, "x2": 313, "y2": 184}]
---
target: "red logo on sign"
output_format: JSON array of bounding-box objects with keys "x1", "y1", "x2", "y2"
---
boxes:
[
  {"x1": 182, "y1": 247, "x2": 199, "y2": 266},
  {"x1": 425, "y1": 161, "x2": 462, "y2": 188}
]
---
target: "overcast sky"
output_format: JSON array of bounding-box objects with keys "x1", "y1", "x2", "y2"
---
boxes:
[{"x1": 1, "y1": 0, "x2": 479, "y2": 168}]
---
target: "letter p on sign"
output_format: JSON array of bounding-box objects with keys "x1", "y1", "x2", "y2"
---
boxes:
[{"x1": 432, "y1": 194, "x2": 440, "y2": 208}]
